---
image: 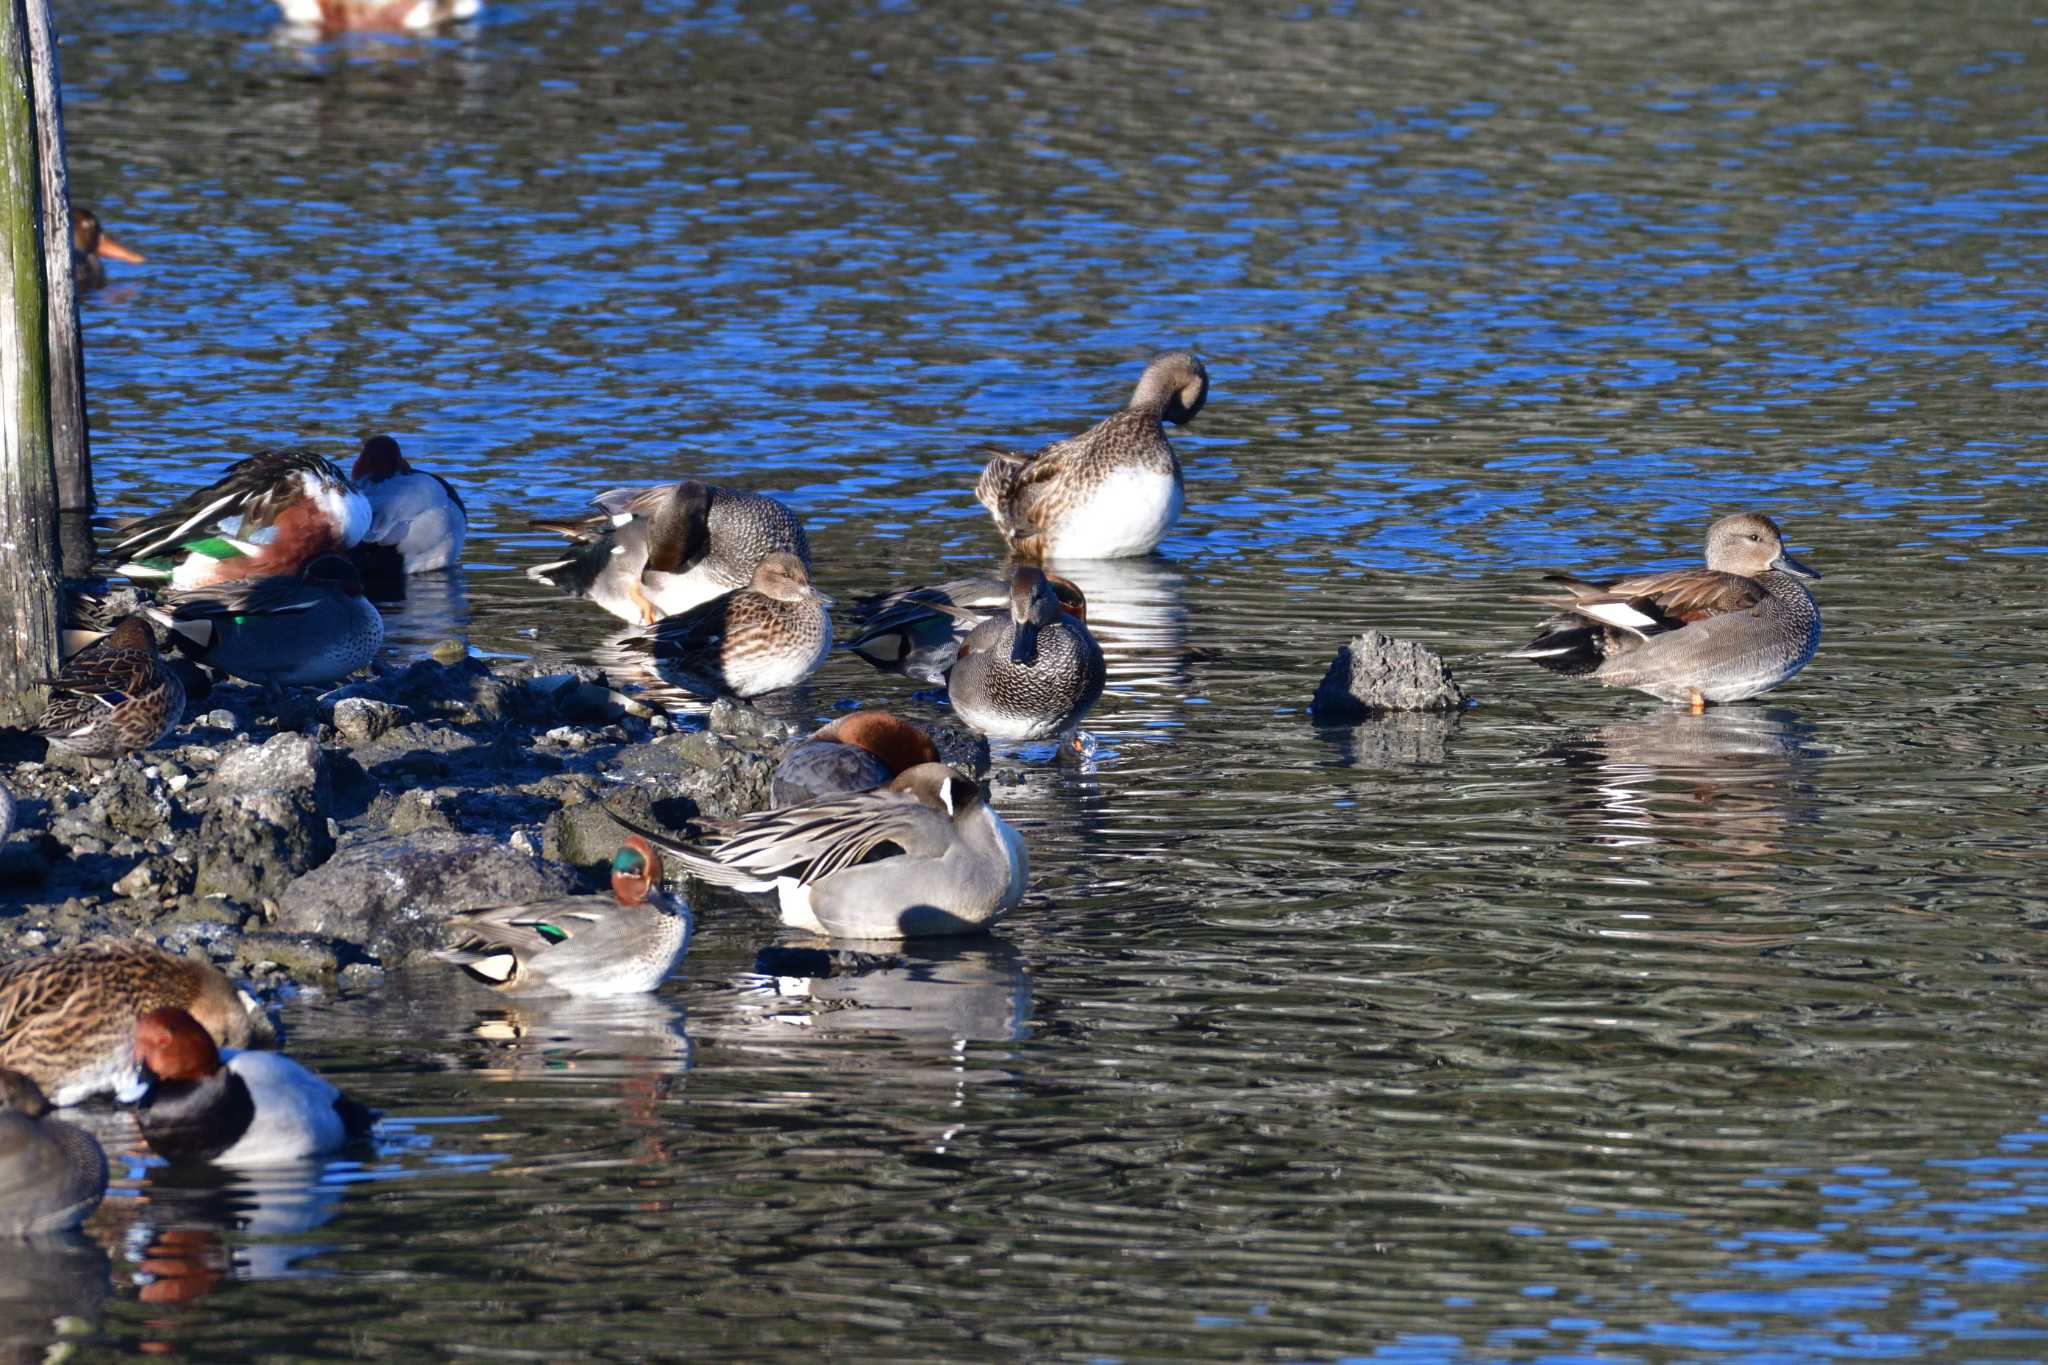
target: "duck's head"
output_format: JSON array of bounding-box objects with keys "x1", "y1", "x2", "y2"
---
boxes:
[
  {"x1": 892, "y1": 763, "x2": 983, "y2": 820},
  {"x1": 644, "y1": 480, "x2": 715, "y2": 575},
  {"x1": 303, "y1": 552, "x2": 367, "y2": 597},
  {"x1": 104, "y1": 615, "x2": 161, "y2": 655},
  {"x1": 1130, "y1": 350, "x2": 1208, "y2": 426},
  {"x1": 71, "y1": 207, "x2": 145, "y2": 265},
  {"x1": 611, "y1": 836, "x2": 662, "y2": 906},
  {"x1": 136, "y1": 1008, "x2": 224, "y2": 1085},
  {"x1": 1045, "y1": 572, "x2": 1088, "y2": 623},
  {"x1": 1705, "y1": 512, "x2": 1819, "y2": 581},
  {"x1": 352, "y1": 435, "x2": 411, "y2": 482},
  {"x1": 820, "y1": 710, "x2": 938, "y2": 776},
  {"x1": 751, "y1": 551, "x2": 832, "y2": 607},
  {"x1": 0, "y1": 1068, "x2": 53, "y2": 1119}
]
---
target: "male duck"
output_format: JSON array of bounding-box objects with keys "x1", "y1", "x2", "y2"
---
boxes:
[
  {"x1": 619, "y1": 552, "x2": 832, "y2": 699},
  {"x1": 842, "y1": 572, "x2": 1088, "y2": 685},
  {"x1": 35, "y1": 616, "x2": 186, "y2": 765},
  {"x1": 529, "y1": 479, "x2": 810, "y2": 626},
  {"x1": 617, "y1": 763, "x2": 1026, "y2": 940},
  {"x1": 1508, "y1": 511, "x2": 1823, "y2": 711},
  {"x1": 434, "y1": 838, "x2": 693, "y2": 997},
  {"x1": 976, "y1": 350, "x2": 1209, "y2": 561},
  {"x1": 772, "y1": 710, "x2": 940, "y2": 806},
  {"x1": 148, "y1": 553, "x2": 384, "y2": 689},
  {"x1": 947, "y1": 567, "x2": 1106, "y2": 742},
  {"x1": 350, "y1": 435, "x2": 466, "y2": 577},
  {"x1": 71, "y1": 207, "x2": 144, "y2": 291},
  {"x1": 0, "y1": 1070, "x2": 107, "y2": 1236},
  {"x1": 106, "y1": 450, "x2": 371, "y2": 589},
  {"x1": 0, "y1": 940, "x2": 273, "y2": 1108},
  {"x1": 134, "y1": 1008, "x2": 375, "y2": 1166}
]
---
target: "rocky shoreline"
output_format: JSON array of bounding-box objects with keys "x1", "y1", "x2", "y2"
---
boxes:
[{"x1": 0, "y1": 651, "x2": 988, "y2": 992}]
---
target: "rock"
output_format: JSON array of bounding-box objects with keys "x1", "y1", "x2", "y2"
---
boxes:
[
  {"x1": 233, "y1": 932, "x2": 353, "y2": 980},
  {"x1": 615, "y1": 730, "x2": 775, "y2": 820},
  {"x1": 194, "y1": 788, "x2": 334, "y2": 903},
  {"x1": 709, "y1": 699, "x2": 798, "y2": 742},
  {"x1": 925, "y1": 719, "x2": 991, "y2": 778},
  {"x1": 87, "y1": 764, "x2": 171, "y2": 840},
  {"x1": 274, "y1": 831, "x2": 578, "y2": 962},
  {"x1": 544, "y1": 799, "x2": 634, "y2": 874},
  {"x1": 1310, "y1": 630, "x2": 1468, "y2": 721},
  {"x1": 218, "y1": 733, "x2": 331, "y2": 808},
  {"x1": 388, "y1": 788, "x2": 456, "y2": 835},
  {"x1": 331, "y1": 697, "x2": 403, "y2": 746}
]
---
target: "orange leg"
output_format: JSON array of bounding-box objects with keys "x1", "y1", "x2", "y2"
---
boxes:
[
  {"x1": 1688, "y1": 688, "x2": 1707, "y2": 714},
  {"x1": 628, "y1": 580, "x2": 659, "y2": 626}
]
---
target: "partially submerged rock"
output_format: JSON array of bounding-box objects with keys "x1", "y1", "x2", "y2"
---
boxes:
[{"x1": 1311, "y1": 630, "x2": 1467, "y2": 722}]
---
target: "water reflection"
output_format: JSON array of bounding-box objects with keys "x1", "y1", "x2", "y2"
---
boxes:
[
  {"x1": 1040, "y1": 555, "x2": 1191, "y2": 715},
  {"x1": 453, "y1": 991, "x2": 694, "y2": 1082},
  {"x1": 374, "y1": 570, "x2": 472, "y2": 660},
  {"x1": 0, "y1": 1234, "x2": 108, "y2": 1364},
  {"x1": 1314, "y1": 711, "x2": 1463, "y2": 767},
  {"x1": 736, "y1": 940, "x2": 1032, "y2": 1043}
]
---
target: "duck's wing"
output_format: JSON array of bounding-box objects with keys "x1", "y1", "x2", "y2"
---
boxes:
[
  {"x1": 612, "y1": 789, "x2": 953, "y2": 890},
  {"x1": 437, "y1": 899, "x2": 614, "y2": 963},
  {"x1": 103, "y1": 451, "x2": 348, "y2": 562},
  {"x1": 1527, "y1": 569, "x2": 1767, "y2": 638},
  {"x1": 624, "y1": 592, "x2": 737, "y2": 664},
  {"x1": 154, "y1": 573, "x2": 331, "y2": 623},
  {"x1": 529, "y1": 485, "x2": 666, "y2": 541},
  {"x1": 35, "y1": 644, "x2": 159, "y2": 736}
]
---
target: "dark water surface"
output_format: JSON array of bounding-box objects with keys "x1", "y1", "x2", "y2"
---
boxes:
[{"x1": 16, "y1": 0, "x2": 2048, "y2": 1358}]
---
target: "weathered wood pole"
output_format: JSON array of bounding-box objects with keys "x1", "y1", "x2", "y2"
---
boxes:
[
  {"x1": 0, "y1": 0, "x2": 61, "y2": 728},
  {"x1": 22, "y1": 0, "x2": 88, "y2": 576}
]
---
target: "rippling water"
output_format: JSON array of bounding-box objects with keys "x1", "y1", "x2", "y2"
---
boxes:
[{"x1": 13, "y1": 0, "x2": 2048, "y2": 1359}]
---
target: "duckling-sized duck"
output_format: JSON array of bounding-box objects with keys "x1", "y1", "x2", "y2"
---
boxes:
[
  {"x1": 147, "y1": 553, "x2": 384, "y2": 690},
  {"x1": 350, "y1": 435, "x2": 466, "y2": 578},
  {"x1": 772, "y1": 710, "x2": 940, "y2": 806},
  {"x1": 947, "y1": 567, "x2": 1105, "y2": 743},
  {"x1": 529, "y1": 479, "x2": 810, "y2": 626},
  {"x1": 71, "y1": 207, "x2": 144, "y2": 291},
  {"x1": 615, "y1": 763, "x2": 1026, "y2": 940},
  {"x1": 1508, "y1": 511, "x2": 1823, "y2": 712},
  {"x1": 976, "y1": 351, "x2": 1209, "y2": 561},
  {"x1": 0, "y1": 1070, "x2": 106, "y2": 1236},
  {"x1": 434, "y1": 838, "x2": 692, "y2": 997},
  {"x1": 619, "y1": 552, "x2": 832, "y2": 699},
  {"x1": 105, "y1": 450, "x2": 371, "y2": 589},
  {"x1": 273, "y1": 0, "x2": 480, "y2": 29},
  {"x1": 34, "y1": 617, "x2": 185, "y2": 766},
  {"x1": 842, "y1": 573, "x2": 1088, "y2": 685},
  {"x1": 0, "y1": 941, "x2": 273, "y2": 1108},
  {"x1": 133, "y1": 1008, "x2": 375, "y2": 1166}
]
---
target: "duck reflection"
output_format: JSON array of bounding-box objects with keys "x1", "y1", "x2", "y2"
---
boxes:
[
  {"x1": 0, "y1": 1233, "x2": 108, "y2": 1364},
  {"x1": 455, "y1": 992, "x2": 694, "y2": 1081},
  {"x1": 739, "y1": 939, "x2": 1033, "y2": 1043},
  {"x1": 1038, "y1": 555, "x2": 1190, "y2": 713},
  {"x1": 372, "y1": 569, "x2": 471, "y2": 659}
]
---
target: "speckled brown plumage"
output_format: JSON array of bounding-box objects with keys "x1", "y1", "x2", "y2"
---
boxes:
[
  {"x1": 623, "y1": 552, "x2": 833, "y2": 698},
  {"x1": 35, "y1": 617, "x2": 186, "y2": 761}
]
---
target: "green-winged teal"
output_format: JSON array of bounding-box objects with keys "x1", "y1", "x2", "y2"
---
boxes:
[
  {"x1": 976, "y1": 350, "x2": 1208, "y2": 561},
  {"x1": 35, "y1": 617, "x2": 185, "y2": 763},
  {"x1": 947, "y1": 567, "x2": 1106, "y2": 742},
  {"x1": 1509, "y1": 511, "x2": 1822, "y2": 710},
  {"x1": 149, "y1": 552, "x2": 384, "y2": 688}
]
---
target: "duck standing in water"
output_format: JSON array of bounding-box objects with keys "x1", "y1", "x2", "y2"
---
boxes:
[
  {"x1": 71, "y1": 207, "x2": 143, "y2": 290},
  {"x1": 0, "y1": 1070, "x2": 107, "y2": 1235},
  {"x1": 976, "y1": 350, "x2": 1209, "y2": 561},
  {"x1": 1508, "y1": 511, "x2": 1823, "y2": 711},
  {"x1": 771, "y1": 710, "x2": 941, "y2": 805},
  {"x1": 104, "y1": 450, "x2": 371, "y2": 589},
  {"x1": 947, "y1": 567, "x2": 1106, "y2": 743},
  {"x1": 529, "y1": 479, "x2": 810, "y2": 626},
  {"x1": 841, "y1": 572, "x2": 1088, "y2": 685},
  {"x1": 349, "y1": 435, "x2": 466, "y2": 578},
  {"x1": 147, "y1": 553, "x2": 384, "y2": 690},
  {"x1": 434, "y1": 838, "x2": 693, "y2": 997},
  {"x1": 133, "y1": 1008, "x2": 376, "y2": 1166},
  {"x1": 34, "y1": 617, "x2": 186, "y2": 766},
  {"x1": 619, "y1": 552, "x2": 833, "y2": 699}
]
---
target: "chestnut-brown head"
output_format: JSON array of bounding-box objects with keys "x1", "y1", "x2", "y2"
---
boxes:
[
  {"x1": 72, "y1": 207, "x2": 144, "y2": 263},
  {"x1": 750, "y1": 552, "x2": 832, "y2": 607},
  {"x1": 1045, "y1": 573, "x2": 1088, "y2": 623},
  {"x1": 136, "y1": 1008, "x2": 224, "y2": 1084},
  {"x1": 352, "y1": 435, "x2": 410, "y2": 481},
  {"x1": 303, "y1": 552, "x2": 367, "y2": 598},
  {"x1": 822, "y1": 710, "x2": 938, "y2": 777},
  {"x1": 610, "y1": 836, "x2": 662, "y2": 906}
]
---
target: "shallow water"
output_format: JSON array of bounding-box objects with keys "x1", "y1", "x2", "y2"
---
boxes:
[{"x1": 13, "y1": 0, "x2": 2048, "y2": 1359}]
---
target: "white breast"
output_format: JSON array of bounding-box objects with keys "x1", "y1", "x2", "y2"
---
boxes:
[{"x1": 1041, "y1": 466, "x2": 1182, "y2": 559}]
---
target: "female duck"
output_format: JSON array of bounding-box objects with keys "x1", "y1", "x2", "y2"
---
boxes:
[
  {"x1": 1509, "y1": 511, "x2": 1822, "y2": 710},
  {"x1": 35, "y1": 616, "x2": 186, "y2": 766},
  {"x1": 434, "y1": 838, "x2": 693, "y2": 997},
  {"x1": 976, "y1": 350, "x2": 1209, "y2": 561},
  {"x1": 529, "y1": 479, "x2": 810, "y2": 626},
  {"x1": 948, "y1": 567, "x2": 1105, "y2": 742},
  {"x1": 105, "y1": 450, "x2": 371, "y2": 589},
  {"x1": 0, "y1": 1070, "x2": 106, "y2": 1235},
  {"x1": 134, "y1": 1008, "x2": 375, "y2": 1166},
  {"x1": 772, "y1": 710, "x2": 940, "y2": 806},
  {"x1": 0, "y1": 940, "x2": 273, "y2": 1108},
  {"x1": 148, "y1": 553, "x2": 384, "y2": 689},
  {"x1": 621, "y1": 552, "x2": 832, "y2": 699},
  {"x1": 617, "y1": 763, "x2": 1027, "y2": 940}
]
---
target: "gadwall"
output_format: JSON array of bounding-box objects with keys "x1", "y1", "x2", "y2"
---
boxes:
[
  {"x1": 0, "y1": 1070, "x2": 106, "y2": 1236},
  {"x1": 842, "y1": 572, "x2": 1088, "y2": 684},
  {"x1": 620, "y1": 552, "x2": 832, "y2": 698},
  {"x1": 1509, "y1": 511, "x2": 1822, "y2": 710},
  {"x1": 947, "y1": 567, "x2": 1105, "y2": 742}
]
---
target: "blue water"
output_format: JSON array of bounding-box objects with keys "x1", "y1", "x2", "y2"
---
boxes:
[{"x1": 11, "y1": 0, "x2": 2048, "y2": 1359}]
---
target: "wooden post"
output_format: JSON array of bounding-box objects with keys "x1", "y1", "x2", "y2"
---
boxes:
[
  {"x1": 23, "y1": 0, "x2": 88, "y2": 576},
  {"x1": 0, "y1": 0, "x2": 61, "y2": 728}
]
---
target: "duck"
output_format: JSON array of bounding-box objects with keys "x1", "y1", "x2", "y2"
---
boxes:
[
  {"x1": 349, "y1": 435, "x2": 466, "y2": 578},
  {"x1": 272, "y1": 0, "x2": 481, "y2": 30},
  {"x1": 947, "y1": 567, "x2": 1106, "y2": 742},
  {"x1": 0, "y1": 1070, "x2": 107, "y2": 1236},
  {"x1": 614, "y1": 763, "x2": 1026, "y2": 940},
  {"x1": 528, "y1": 479, "x2": 810, "y2": 626},
  {"x1": 133, "y1": 1008, "x2": 375, "y2": 1166},
  {"x1": 772, "y1": 710, "x2": 940, "y2": 806},
  {"x1": 619, "y1": 552, "x2": 833, "y2": 699},
  {"x1": 0, "y1": 940, "x2": 274, "y2": 1108},
  {"x1": 1507, "y1": 511, "x2": 1823, "y2": 711},
  {"x1": 34, "y1": 616, "x2": 186, "y2": 766},
  {"x1": 434, "y1": 838, "x2": 693, "y2": 997},
  {"x1": 104, "y1": 450, "x2": 371, "y2": 589},
  {"x1": 71, "y1": 207, "x2": 145, "y2": 291},
  {"x1": 147, "y1": 552, "x2": 384, "y2": 689},
  {"x1": 842, "y1": 572, "x2": 1088, "y2": 685},
  {"x1": 975, "y1": 350, "x2": 1209, "y2": 561}
]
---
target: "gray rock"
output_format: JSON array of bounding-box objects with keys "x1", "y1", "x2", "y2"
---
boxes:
[
  {"x1": 331, "y1": 697, "x2": 404, "y2": 746},
  {"x1": 217, "y1": 733, "x2": 331, "y2": 808},
  {"x1": 709, "y1": 699, "x2": 799, "y2": 742},
  {"x1": 1310, "y1": 630, "x2": 1468, "y2": 721},
  {"x1": 194, "y1": 788, "x2": 335, "y2": 904},
  {"x1": 615, "y1": 730, "x2": 775, "y2": 820},
  {"x1": 234, "y1": 932, "x2": 351, "y2": 980},
  {"x1": 274, "y1": 831, "x2": 578, "y2": 962},
  {"x1": 545, "y1": 799, "x2": 633, "y2": 875},
  {"x1": 88, "y1": 764, "x2": 172, "y2": 840}
]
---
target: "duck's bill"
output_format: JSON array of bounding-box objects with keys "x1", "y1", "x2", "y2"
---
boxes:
[
  {"x1": 95, "y1": 233, "x2": 146, "y2": 263},
  {"x1": 1773, "y1": 552, "x2": 1821, "y2": 580}
]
